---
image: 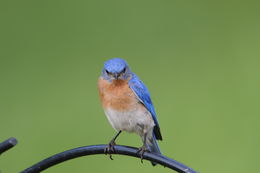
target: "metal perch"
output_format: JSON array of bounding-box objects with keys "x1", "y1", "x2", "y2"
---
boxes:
[
  {"x1": 0, "y1": 137, "x2": 18, "y2": 155},
  {"x1": 0, "y1": 138, "x2": 197, "y2": 173},
  {"x1": 21, "y1": 144, "x2": 197, "y2": 173}
]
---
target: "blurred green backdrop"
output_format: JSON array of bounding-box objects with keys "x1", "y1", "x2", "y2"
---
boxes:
[{"x1": 1, "y1": 0, "x2": 259, "y2": 172}]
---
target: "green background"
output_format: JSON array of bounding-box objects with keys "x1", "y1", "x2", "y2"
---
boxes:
[{"x1": 1, "y1": 0, "x2": 259, "y2": 172}]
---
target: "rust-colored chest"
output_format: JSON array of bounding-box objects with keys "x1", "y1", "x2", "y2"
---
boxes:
[{"x1": 98, "y1": 77, "x2": 137, "y2": 111}]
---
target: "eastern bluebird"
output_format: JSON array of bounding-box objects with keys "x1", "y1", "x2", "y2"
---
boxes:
[{"x1": 98, "y1": 58, "x2": 162, "y2": 165}]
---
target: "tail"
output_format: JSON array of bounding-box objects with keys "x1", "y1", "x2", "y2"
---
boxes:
[{"x1": 149, "y1": 134, "x2": 162, "y2": 166}]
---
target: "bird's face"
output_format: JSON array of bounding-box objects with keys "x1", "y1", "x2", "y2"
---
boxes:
[{"x1": 102, "y1": 58, "x2": 131, "y2": 81}]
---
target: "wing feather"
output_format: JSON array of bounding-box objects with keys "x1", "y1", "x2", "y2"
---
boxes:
[{"x1": 128, "y1": 74, "x2": 162, "y2": 140}]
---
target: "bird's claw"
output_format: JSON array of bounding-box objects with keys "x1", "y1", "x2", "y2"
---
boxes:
[
  {"x1": 104, "y1": 140, "x2": 116, "y2": 160},
  {"x1": 137, "y1": 145, "x2": 147, "y2": 163}
]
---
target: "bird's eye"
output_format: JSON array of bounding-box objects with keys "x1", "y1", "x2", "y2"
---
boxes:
[
  {"x1": 105, "y1": 70, "x2": 110, "y2": 74},
  {"x1": 121, "y1": 67, "x2": 126, "y2": 73}
]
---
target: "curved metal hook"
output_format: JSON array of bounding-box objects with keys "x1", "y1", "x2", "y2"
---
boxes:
[{"x1": 21, "y1": 144, "x2": 197, "y2": 173}]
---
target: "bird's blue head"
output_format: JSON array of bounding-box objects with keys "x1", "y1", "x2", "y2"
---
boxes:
[{"x1": 102, "y1": 58, "x2": 132, "y2": 81}]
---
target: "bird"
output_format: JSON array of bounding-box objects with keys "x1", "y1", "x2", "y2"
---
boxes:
[{"x1": 97, "y1": 58, "x2": 162, "y2": 165}]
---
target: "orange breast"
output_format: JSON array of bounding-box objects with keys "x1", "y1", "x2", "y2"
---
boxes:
[{"x1": 98, "y1": 77, "x2": 137, "y2": 111}]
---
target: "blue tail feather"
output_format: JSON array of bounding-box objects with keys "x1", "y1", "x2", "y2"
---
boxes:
[{"x1": 149, "y1": 134, "x2": 161, "y2": 166}]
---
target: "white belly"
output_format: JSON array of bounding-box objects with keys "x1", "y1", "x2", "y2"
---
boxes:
[{"x1": 104, "y1": 106, "x2": 155, "y2": 136}]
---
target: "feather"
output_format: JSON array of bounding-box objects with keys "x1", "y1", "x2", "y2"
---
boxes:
[{"x1": 128, "y1": 73, "x2": 163, "y2": 140}]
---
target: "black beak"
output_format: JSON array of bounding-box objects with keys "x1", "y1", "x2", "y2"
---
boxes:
[{"x1": 114, "y1": 73, "x2": 119, "y2": 79}]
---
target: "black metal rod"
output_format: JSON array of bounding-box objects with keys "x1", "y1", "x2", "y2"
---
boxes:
[
  {"x1": 0, "y1": 137, "x2": 18, "y2": 155},
  {"x1": 21, "y1": 144, "x2": 197, "y2": 173}
]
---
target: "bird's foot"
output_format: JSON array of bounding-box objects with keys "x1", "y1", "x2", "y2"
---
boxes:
[
  {"x1": 104, "y1": 140, "x2": 116, "y2": 160},
  {"x1": 137, "y1": 145, "x2": 148, "y2": 163}
]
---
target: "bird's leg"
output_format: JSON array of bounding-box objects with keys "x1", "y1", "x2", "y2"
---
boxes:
[
  {"x1": 104, "y1": 130, "x2": 122, "y2": 160},
  {"x1": 137, "y1": 132, "x2": 148, "y2": 163}
]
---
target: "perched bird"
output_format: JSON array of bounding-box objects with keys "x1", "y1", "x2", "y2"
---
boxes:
[{"x1": 98, "y1": 58, "x2": 162, "y2": 165}]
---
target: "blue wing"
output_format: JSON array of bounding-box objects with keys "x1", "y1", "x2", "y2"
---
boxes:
[{"x1": 128, "y1": 73, "x2": 162, "y2": 140}]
